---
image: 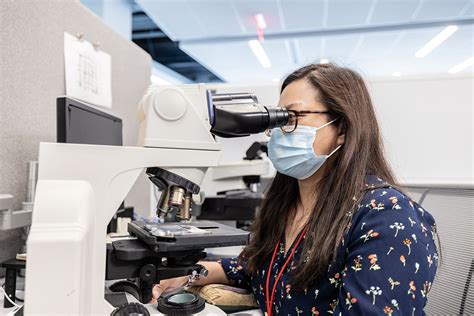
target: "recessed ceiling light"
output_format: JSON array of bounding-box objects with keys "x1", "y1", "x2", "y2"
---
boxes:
[
  {"x1": 320, "y1": 58, "x2": 329, "y2": 64},
  {"x1": 448, "y1": 56, "x2": 474, "y2": 74},
  {"x1": 415, "y1": 25, "x2": 458, "y2": 58},
  {"x1": 392, "y1": 72, "x2": 402, "y2": 77},
  {"x1": 248, "y1": 40, "x2": 271, "y2": 68},
  {"x1": 255, "y1": 14, "x2": 267, "y2": 29}
]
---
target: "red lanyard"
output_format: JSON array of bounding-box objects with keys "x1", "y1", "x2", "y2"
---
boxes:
[{"x1": 265, "y1": 228, "x2": 307, "y2": 316}]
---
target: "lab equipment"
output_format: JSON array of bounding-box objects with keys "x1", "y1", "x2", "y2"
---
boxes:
[
  {"x1": 1, "y1": 259, "x2": 26, "y2": 308},
  {"x1": 57, "y1": 97, "x2": 133, "y2": 234},
  {"x1": 23, "y1": 161, "x2": 38, "y2": 212},
  {"x1": 198, "y1": 142, "x2": 269, "y2": 223},
  {"x1": 157, "y1": 292, "x2": 205, "y2": 315},
  {"x1": 209, "y1": 92, "x2": 288, "y2": 138},
  {"x1": 0, "y1": 161, "x2": 38, "y2": 231},
  {"x1": 24, "y1": 84, "x2": 289, "y2": 315},
  {"x1": 0, "y1": 194, "x2": 33, "y2": 231}
]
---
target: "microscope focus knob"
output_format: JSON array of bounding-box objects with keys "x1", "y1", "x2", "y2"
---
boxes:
[
  {"x1": 139, "y1": 264, "x2": 157, "y2": 283},
  {"x1": 110, "y1": 302, "x2": 150, "y2": 316},
  {"x1": 199, "y1": 267, "x2": 209, "y2": 278}
]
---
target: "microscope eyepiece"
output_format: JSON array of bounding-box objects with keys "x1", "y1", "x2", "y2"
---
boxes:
[
  {"x1": 208, "y1": 92, "x2": 289, "y2": 138},
  {"x1": 265, "y1": 106, "x2": 289, "y2": 130}
]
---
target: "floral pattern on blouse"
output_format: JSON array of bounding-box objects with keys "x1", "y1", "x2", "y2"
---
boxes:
[{"x1": 219, "y1": 176, "x2": 438, "y2": 315}]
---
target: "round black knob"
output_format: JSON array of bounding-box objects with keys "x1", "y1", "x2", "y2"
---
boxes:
[
  {"x1": 110, "y1": 302, "x2": 150, "y2": 316},
  {"x1": 109, "y1": 280, "x2": 142, "y2": 302},
  {"x1": 157, "y1": 292, "x2": 205, "y2": 316}
]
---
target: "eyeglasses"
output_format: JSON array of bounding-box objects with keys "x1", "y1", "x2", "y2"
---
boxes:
[{"x1": 266, "y1": 110, "x2": 331, "y2": 136}]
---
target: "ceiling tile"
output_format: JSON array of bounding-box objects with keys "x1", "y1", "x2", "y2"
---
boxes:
[
  {"x1": 460, "y1": 2, "x2": 474, "y2": 16},
  {"x1": 416, "y1": 0, "x2": 471, "y2": 20},
  {"x1": 297, "y1": 37, "x2": 323, "y2": 64},
  {"x1": 325, "y1": 34, "x2": 365, "y2": 62},
  {"x1": 186, "y1": 0, "x2": 245, "y2": 37},
  {"x1": 279, "y1": 0, "x2": 326, "y2": 30},
  {"x1": 136, "y1": 0, "x2": 205, "y2": 40},
  {"x1": 327, "y1": 0, "x2": 374, "y2": 27},
  {"x1": 371, "y1": 0, "x2": 421, "y2": 24}
]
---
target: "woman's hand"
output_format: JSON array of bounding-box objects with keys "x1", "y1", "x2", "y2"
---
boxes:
[
  {"x1": 148, "y1": 261, "x2": 230, "y2": 304},
  {"x1": 149, "y1": 276, "x2": 188, "y2": 304}
]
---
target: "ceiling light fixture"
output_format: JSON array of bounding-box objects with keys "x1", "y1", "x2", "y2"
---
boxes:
[
  {"x1": 255, "y1": 13, "x2": 267, "y2": 29},
  {"x1": 448, "y1": 56, "x2": 474, "y2": 74},
  {"x1": 320, "y1": 58, "x2": 329, "y2": 64},
  {"x1": 254, "y1": 13, "x2": 267, "y2": 42},
  {"x1": 392, "y1": 72, "x2": 402, "y2": 77},
  {"x1": 415, "y1": 25, "x2": 458, "y2": 58},
  {"x1": 249, "y1": 40, "x2": 271, "y2": 68}
]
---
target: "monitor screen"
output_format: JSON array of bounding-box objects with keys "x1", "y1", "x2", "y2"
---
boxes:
[{"x1": 57, "y1": 97, "x2": 122, "y2": 146}]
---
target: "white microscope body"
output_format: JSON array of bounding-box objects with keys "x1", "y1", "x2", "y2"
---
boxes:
[
  {"x1": 25, "y1": 84, "x2": 289, "y2": 315},
  {"x1": 25, "y1": 84, "x2": 223, "y2": 315}
]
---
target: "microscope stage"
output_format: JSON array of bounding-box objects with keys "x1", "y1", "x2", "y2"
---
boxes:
[{"x1": 128, "y1": 220, "x2": 249, "y2": 253}]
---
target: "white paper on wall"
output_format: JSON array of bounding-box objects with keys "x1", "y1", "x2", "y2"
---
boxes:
[{"x1": 64, "y1": 32, "x2": 112, "y2": 108}]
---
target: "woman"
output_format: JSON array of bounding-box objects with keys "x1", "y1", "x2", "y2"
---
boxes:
[{"x1": 151, "y1": 63, "x2": 439, "y2": 315}]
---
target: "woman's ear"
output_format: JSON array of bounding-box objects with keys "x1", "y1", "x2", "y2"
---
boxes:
[
  {"x1": 337, "y1": 122, "x2": 346, "y2": 146},
  {"x1": 337, "y1": 133, "x2": 345, "y2": 146}
]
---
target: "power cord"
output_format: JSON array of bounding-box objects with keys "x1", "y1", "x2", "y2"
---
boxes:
[
  {"x1": 1, "y1": 278, "x2": 25, "y2": 302},
  {"x1": 0, "y1": 285, "x2": 23, "y2": 315}
]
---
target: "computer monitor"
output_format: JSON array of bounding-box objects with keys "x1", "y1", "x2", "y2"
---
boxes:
[{"x1": 57, "y1": 97, "x2": 122, "y2": 146}]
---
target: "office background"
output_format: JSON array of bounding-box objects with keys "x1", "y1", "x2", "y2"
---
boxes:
[{"x1": 0, "y1": 0, "x2": 472, "y2": 314}]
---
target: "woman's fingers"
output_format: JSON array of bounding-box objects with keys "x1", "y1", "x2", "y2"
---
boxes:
[
  {"x1": 149, "y1": 283, "x2": 167, "y2": 303},
  {"x1": 148, "y1": 276, "x2": 188, "y2": 304}
]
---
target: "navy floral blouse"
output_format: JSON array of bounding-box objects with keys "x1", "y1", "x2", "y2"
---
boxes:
[{"x1": 219, "y1": 176, "x2": 438, "y2": 315}]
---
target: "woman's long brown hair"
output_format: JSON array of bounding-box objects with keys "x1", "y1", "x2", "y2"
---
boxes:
[{"x1": 240, "y1": 63, "x2": 399, "y2": 289}]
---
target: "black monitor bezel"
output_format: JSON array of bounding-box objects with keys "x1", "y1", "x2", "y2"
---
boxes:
[{"x1": 56, "y1": 97, "x2": 123, "y2": 145}]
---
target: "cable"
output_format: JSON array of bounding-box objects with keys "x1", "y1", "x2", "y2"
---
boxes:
[
  {"x1": 1, "y1": 281, "x2": 24, "y2": 302},
  {"x1": 0, "y1": 285, "x2": 22, "y2": 309},
  {"x1": 1, "y1": 284, "x2": 24, "y2": 316},
  {"x1": 7, "y1": 305, "x2": 22, "y2": 316}
]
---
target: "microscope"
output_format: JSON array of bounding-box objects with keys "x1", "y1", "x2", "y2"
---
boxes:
[{"x1": 24, "y1": 84, "x2": 289, "y2": 315}]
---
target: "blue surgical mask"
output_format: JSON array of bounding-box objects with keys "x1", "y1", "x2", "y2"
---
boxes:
[{"x1": 268, "y1": 119, "x2": 340, "y2": 180}]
